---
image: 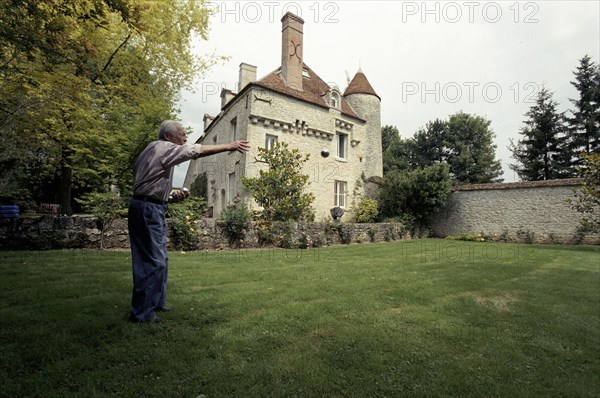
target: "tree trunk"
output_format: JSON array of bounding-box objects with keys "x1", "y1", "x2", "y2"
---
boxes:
[{"x1": 58, "y1": 148, "x2": 73, "y2": 215}]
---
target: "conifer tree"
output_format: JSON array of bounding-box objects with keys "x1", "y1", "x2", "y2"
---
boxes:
[
  {"x1": 509, "y1": 88, "x2": 567, "y2": 181},
  {"x1": 565, "y1": 55, "x2": 600, "y2": 169}
]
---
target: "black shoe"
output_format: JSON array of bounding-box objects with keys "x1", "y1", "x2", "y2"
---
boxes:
[
  {"x1": 129, "y1": 314, "x2": 163, "y2": 323},
  {"x1": 155, "y1": 306, "x2": 173, "y2": 312}
]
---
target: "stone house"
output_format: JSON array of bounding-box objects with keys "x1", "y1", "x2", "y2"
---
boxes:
[{"x1": 184, "y1": 12, "x2": 382, "y2": 221}]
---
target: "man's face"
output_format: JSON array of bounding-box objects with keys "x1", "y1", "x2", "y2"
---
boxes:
[{"x1": 166, "y1": 127, "x2": 187, "y2": 145}]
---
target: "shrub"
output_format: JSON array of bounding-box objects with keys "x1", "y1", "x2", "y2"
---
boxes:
[
  {"x1": 568, "y1": 153, "x2": 600, "y2": 234},
  {"x1": 353, "y1": 198, "x2": 378, "y2": 223},
  {"x1": 379, "y1": 163, "x2": 452, "y2": 224},
  {"x1": 367, "y1": 227, "x2": 377, "y2": 242},
  {"x1": 446, "y1": 233, "x2": 485, "y2": 242},
  {"x1": 166, "y1": 197, "x2": 206, "y2": 251},
  {"x1": 76, "y1": 192, "x2": 128, "y2": 249},
  {"x1": 242, "y1": 142, "x2": 315, "y2": 223},
  {"x1": 337, "y1": 225, "x2": 353, "y2": 244},
  {"x1": 219, "y1": 204, "x2": 252, "y2": 246},
  {"x1": 516, "y1": 227, "x2": 535, "y2": 244}
]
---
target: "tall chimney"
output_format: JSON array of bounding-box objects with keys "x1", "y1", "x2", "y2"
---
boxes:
[
  {"x1": 220, "y1": 88, "x2": 235, "y2": 109},
  {"x1": 281, "y1": 12, "x2": 304, "y2": 91},
  {"x1": 238, "y1": 63, "x2": 257, "y2": 91},
  {"x1": 203, "y1": 113, "x2": 215, "y2": 131}
]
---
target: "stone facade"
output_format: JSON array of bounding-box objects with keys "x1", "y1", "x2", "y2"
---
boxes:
[
  {"x1": 430, "y1": 179, "x2": 600, "y2": 244},
  {"x1": 184, "y1": 12, "x2": 382, "y2": 221}
]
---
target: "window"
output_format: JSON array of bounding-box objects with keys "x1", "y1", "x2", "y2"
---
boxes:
[
  {"x1": 230, "y1": 117, "x2": 237, "y2": 141},
  {"x1": 330, "y1": 92, "x2": 340, "y2": 108},
  {"x1": 228, "y1": 172, "x2": 236, "y2": 204},
  {"x1": 336, "y1": 133, "x2": 348, "y2": 159},
  {"x1": 334, "y1": 180, "x2": 347, "y2": 208},
  {"x1": 265, "y1": 134, "x2": 278, "y2": 151}
]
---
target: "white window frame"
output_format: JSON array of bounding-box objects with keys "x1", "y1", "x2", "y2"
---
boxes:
[
  {"x1": 334, "y1": 180, "x2": 347, "y2": 208},
  {"x1": 330, "y1": 92, "x2": 339, "y2": 108},
  {"x1": 265, "y1": 134, "x2": 278, "y2": 151},
  {"x1": 336, "y1": 132, "x2": 348, "y2": 160}
]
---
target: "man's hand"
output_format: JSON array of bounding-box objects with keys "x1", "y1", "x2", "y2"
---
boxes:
[
  {"x1": 230, "y1": 140, "x2": 250, "y2": 153},
  {"x1": 168, "y1": 188, "x2": 189, "y2": 203}
]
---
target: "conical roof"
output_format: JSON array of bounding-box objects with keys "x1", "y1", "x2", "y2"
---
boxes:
[{"x1": 343, "y1": 69, "x2": 380, "y2": 100}]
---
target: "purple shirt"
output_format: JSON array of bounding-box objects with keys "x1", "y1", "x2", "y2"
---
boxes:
[{"x1": 133, "y1": 141, "x2": 201, "y2": 201}]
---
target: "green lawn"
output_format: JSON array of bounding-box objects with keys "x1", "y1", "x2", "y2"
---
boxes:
[{"x1": 0, "y1": 240, "x2": 598, "y2": 397}]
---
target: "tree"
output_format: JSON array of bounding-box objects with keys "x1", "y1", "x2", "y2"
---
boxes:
[
  {"x1": 412, "y1": 119, "x2": 448, "y2": 168},
  {"x1": 509, "y1": 88, "x2": 567, "y2": 181},
  {"x1": 383, "y1": 137, "x2": 417, "y2": 173},
  {"x1": 381, "y1": 125, "x2": 401, "y2": 149},
  {"x1": 445, "y1": 112, "x2": 503, "y2": 184},
  {"x1": 379, "y1": 163, "x2": 452, "y2": 224},
  {"x1": 76, "y1": 191, "x2": 129, "y2": 249},
  {"x1": 0, "y1": 0, "x2": 218, "y2": 213},
  {"x1": 565, "y1": 55, "x2": 600, "y2": 168},
  {"x1": 242, "y1": 142, "x2": 315, "y2": 223},
  {"x1": 568, "y1": 153, "x2": 600, "y2": 233},
  {"x1": 383, "y1": 113, "x2": 503, "y2": 184}
]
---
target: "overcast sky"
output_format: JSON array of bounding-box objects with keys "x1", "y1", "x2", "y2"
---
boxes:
[{"x1": 174, "y1": 0, "x2": 600, "y2": 185}]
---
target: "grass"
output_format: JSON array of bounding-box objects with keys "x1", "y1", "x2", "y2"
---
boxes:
[{"x1": 0, "y1": 239, "x2": 598, "y2": 398}]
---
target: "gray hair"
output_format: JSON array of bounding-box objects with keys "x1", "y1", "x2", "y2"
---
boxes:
[{"x1": 158, "y1": 120, "x2": 183, "y2": 140}]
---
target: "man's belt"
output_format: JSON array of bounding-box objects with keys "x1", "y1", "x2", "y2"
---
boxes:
[{"x1": 132, "y1": 195, "x2": 167, "y2": 205}]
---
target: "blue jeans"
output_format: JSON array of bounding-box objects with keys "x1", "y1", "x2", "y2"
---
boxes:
[{"x1": 128, "y1": 198, "x2": 168, "y2": 321}]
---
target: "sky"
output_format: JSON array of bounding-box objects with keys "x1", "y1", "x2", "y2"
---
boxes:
[{"x1": 174, "y1": 0, "x2": 600, "y2": 185}]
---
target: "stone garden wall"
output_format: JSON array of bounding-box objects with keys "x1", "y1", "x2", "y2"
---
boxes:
[
  {"x1": 430, "y1": 178, "x2": 599, "y2": 244},
  {"x1": 0, "y1": 215, "x2": 412, "y2": 251},
  {"x1": 1, "y1": 178, "x2": 597, "y2": 250}
]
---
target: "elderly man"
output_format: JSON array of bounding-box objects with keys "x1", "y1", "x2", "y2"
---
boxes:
[{"x1": 128, "y1": 120, "x2": 249, "y2": 323}]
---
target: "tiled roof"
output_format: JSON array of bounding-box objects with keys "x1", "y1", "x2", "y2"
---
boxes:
[
  {"x1": 343, "y1": 70, "x2": 380, "y2": 100},
  {"x1": 253, "y1": 63, "x2": 363, "y2": 121}
]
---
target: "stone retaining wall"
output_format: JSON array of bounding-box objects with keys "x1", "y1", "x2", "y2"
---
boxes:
[
  {"x1": 430, "y1": 178, "x2": 599, "y2": 244},
  {"x1": 2, "y1": 178, "x2": 597, "y2": 250},
  {"x1": 0, "y1": 215, "x2": 412, "y2": 250}
]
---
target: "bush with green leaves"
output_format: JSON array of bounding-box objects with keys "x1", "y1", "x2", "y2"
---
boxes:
[
  {"x1": 76, "y1": 192, "x2": 129, "y2": 249},
  {"x1": 219, "y1": 204, "x2": 253, "y2": 246},
  {"x1": 242, "y1": 142, "x2": 315, "y2": 223},
  {"x1": 569, "y1": 153, "x2": 600, "y2": 233},
  {"x1": 166, "y1": 197, "x2": 206, "y2": 251},
  {"x1": 352, "y1": 198, "x2": 378, "y2": 223},
  {"x1": 446, "y1": 233, "x2": 485, "y2": 242},
  {"x1": 379, "y1": 163, "x2": 452, "y2": 226},
  {"x1": 256, "y1": 220, "x2": 296, "y2": 248}
]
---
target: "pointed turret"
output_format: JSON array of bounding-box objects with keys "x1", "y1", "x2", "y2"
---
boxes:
[
  {"x1": 343, "y1": 68, "x2": 380, "y2": 100},
  {"x1": 344, "y1": 69, "x2": 382, "y2": 178}
]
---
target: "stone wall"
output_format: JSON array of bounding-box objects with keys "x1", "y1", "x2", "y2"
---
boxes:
[
  {"x1": 3, "y1": 178, "x2": 597, "y2": 250},
  {"x1": 0, "y1": 215, "x2": 411, "y2": 251},
  {"x1": 0, "y1": 215, "x2": 129, "y2": 250},
  {"x1": 430, "y1": 178, "x2": 599, "y2": 244}
]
